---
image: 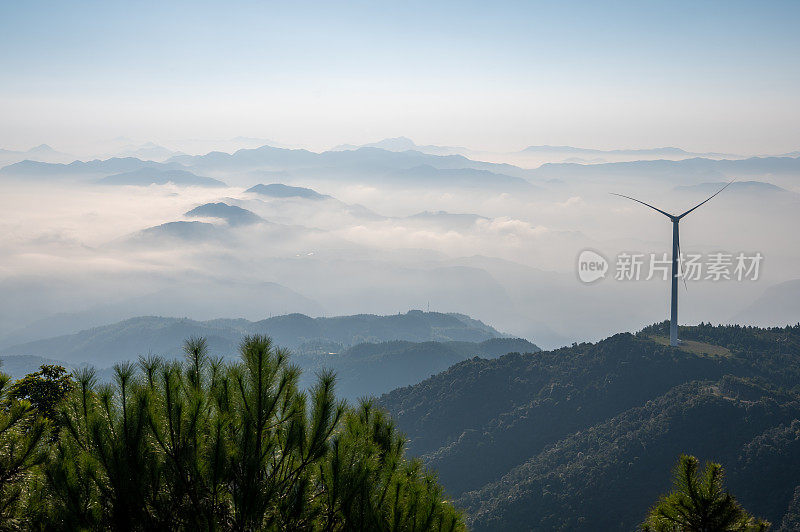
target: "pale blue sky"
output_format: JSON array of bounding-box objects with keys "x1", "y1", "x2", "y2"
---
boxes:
[{"x1": 1, "y1": 1, "x2": 798, "y2": 153}]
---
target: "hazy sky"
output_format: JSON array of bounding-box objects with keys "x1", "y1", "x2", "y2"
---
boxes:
[{"x1": 1, "y1": 1, "x2": 799, "y2": 154}]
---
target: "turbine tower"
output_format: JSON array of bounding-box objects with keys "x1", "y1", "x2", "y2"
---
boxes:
[{"x1": 612, "y1": 181, "x2": 732, "y2": 346}]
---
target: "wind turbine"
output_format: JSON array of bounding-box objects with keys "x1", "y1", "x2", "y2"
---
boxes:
[{"x1": 611, "y1": 181, "x2": 733, "y2": 347}]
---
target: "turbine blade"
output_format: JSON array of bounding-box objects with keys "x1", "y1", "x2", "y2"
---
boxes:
[
  {"x1": 676, "y1": 180, "x2": 735, "y2": 219},
  {"x1": 610, "y1": 193, "x2": 675, "y2": 219}
]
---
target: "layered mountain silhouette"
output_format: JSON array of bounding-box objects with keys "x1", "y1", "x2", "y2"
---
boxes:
[
  {"x1": 529, "y1": 155, "x2": 800, "y2": 183},
  {"x1": 0, "y1": 280, "x2": 323, "y2": 349},
  {"x1": 6, "y1": 145, "x2": 796, "y2": 197},
  {"x1": 333, "y1": 136, "x2": 468, "y2": 156},
  {"x1": 167, "y1": 145, "x2": 534, "y2": 184},
  {"x1": 0, "y1": 144, "x2": 74, "y2": 166},
  {"x1": 520, "y1": 144, "x2": 738, "y2": 158},
  {"x1": 1, "y1": 145, "x2": 542, "y2": 191},
  {"x1": 110, "y1": 141, "x2": 185, "y2": 161},
  {"x1": 0, "y1": 310, "x2": 521, "y2": 400},
  {"x1": 0, "y1": 310, "x2": 505, "y2": 367},
  {"x1": 0, "y1": 157, "x2": 176, "y2": 178}
]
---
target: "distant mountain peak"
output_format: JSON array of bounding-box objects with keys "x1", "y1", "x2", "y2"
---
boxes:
[
  {"x1": 372, "y1": 137, "x2": 417, "y2": 150},
  {"x1": 185, "y1": 202, "x2": 264, "y2": 226},
  {"x1": 246, "y1": 183, "x2": 330, "y2": 200},
  {"x1": 28, "y1": 144, "x2": 56, "y2": 153}
]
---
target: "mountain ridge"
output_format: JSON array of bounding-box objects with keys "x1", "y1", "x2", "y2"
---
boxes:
[{"x1": 0, "y1": 310, "x2": 509, "y2": 366}]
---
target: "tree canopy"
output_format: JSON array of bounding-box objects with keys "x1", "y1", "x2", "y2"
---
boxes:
[
  {"x1": 0, "y1": 336, "x2": 465, "y2": 531},
  {"x1": 8, "y1": 364, "x2": 74, "y2": 422}
]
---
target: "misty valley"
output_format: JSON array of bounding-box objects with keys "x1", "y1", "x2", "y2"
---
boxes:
[
  {"x1": 2, "y1": 140, "x2": 799, "y2": 350},
  {"x1": 2, "y1": 138, "x2": 800, "y2": 530}
]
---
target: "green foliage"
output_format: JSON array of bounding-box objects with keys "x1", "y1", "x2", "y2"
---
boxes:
[
  {"x1": 13, "y1": 335, "x2": 464, "y2": 530},
  {"x1": 642, "y1": 454, "x2": 769, "y2": 532},
  {"x1": 321, "y1": 401, "x2": 462, "y2": 531},
  {"x1": 9, "y1": 365, "x2": 75, "y2": 422},
  {"x1": 0, "y1": 370, "x2": 48, "y2": 530}
]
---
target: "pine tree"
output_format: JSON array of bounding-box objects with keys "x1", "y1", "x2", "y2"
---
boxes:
[
  {"x1": 0, "y1": 369, "x2": 48, "y2": 530},
  {"x1": 642, "y1": 454, "x2": 770, "y2": 532},
  {"x1": 26, "y1": 335, "x2": 465, "y2": 530}
]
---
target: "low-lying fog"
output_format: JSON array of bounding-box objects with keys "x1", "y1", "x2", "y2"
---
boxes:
[{"x1": 1, "y1": 138, "x2": 799, "y2": 349}]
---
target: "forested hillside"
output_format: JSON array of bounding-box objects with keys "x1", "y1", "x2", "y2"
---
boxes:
[
  {"x1": 297, "y1": 337, "x2": 539, "y2": 400},
  {"x1": 379, "y1": 323, "x2": 800, "y2": 530}
]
